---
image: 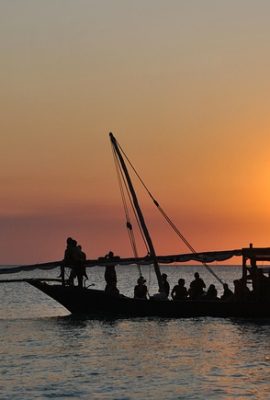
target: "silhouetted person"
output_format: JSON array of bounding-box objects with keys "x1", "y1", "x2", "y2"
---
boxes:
[
  {"x1": 251, "y1": 268, "x2": 270, "y2": 301},
  {"x1": 233, "y1": 279, "x2": 251, "y2": 301},
  {"x1": 105, "y1": 280, "x2": 120, "y2": 296},
  {"x1": 61, "y1": 237, "x2": 76, "y2": 285},
  {"x1": 220, "y1": 283, "x2": 233, "y2": 301},
  {"x1": 75, "y1": 244, "x2": 88, "y2": 287},
  {"x1": 104, "y1": 251, "x2": 117, "y2": 286},
  {"x1": 160, "y1": 273, "x2": 170, "y2": 298},
  {"x1": 204, "y1": 284, "x2": 218, "y2": 300},
  {"x1": 171, "y1": 278, "x2": 188, "y2": 301},
  {"x1": 188, "y1": 272, "x2": 206, "y2": 299},
  {"x1": 77, "y1": 245, "x2": 88, "y2": 280},
  {"x1": 64, "y1": 239, "x2": 86, "y2": 288},
  {"x1": 134, "y1": 276, "x2": 148, "y2": 299}
]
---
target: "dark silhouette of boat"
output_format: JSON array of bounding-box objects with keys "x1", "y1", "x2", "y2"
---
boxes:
[
  {"x1": 1, "y1": 133, "x2": 270, "y2": 318},
  {"x1": 24, "y1": 275, "x2": 269, "y2": 318}
]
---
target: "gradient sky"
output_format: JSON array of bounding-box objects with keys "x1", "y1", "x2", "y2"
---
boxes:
[{"x1": 1, "y1": 1, "x2": 270, "y2": 264}]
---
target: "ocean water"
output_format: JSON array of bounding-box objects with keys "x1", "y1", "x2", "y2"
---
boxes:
[{"x1": 0, "y1": 265, "x2": 270, "y2": 399}]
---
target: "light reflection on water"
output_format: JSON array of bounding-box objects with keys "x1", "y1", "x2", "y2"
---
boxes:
[
  {"x1": 0, "y1": 266, "x2": 270, "y2": 399},
  {"x1": 1, "y1": 316, "x2": 270, "y2": 399}
]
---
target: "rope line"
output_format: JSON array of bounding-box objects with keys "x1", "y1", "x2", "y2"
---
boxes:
[
  {"x1": 117, "y1": 155, "x2": 149, "y2": 254},
  {"x1": 115, "y1": 138, "x2": 224, "y2": 285},
  {"x1": 111, "y1": 144, "x2": 145, "y2": 276}
]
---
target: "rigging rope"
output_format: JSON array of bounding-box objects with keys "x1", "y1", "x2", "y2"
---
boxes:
[
  {"x1": 111, "y1": 144, "x2": 147, "y2": 277},
  {"x1": 115, "y1": 139, "x2": 224, "y2": 285}
]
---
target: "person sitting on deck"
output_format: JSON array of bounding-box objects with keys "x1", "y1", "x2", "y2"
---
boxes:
[
  {"x1": 134, "y1": 276, "x2": 148, "y2": 299},
  {"x1": 159, "y1": 273, "x2": 170, "y2": 298},
  {"x1": 232, "y1": 279, "x2": 251, "y2": 301},
  {"x1": 171, "y1": 278, "x2": 188, "y2": 301},
  {"x1": 250, "y1": 268, "x2": 270, "y2": 301},
  {"x1": 220, "y1": 283, "x2": 233, "y2": 301},
  {"x1": 188, "y1": 272, "x2": 206, "y2": 300},
  {"x1": 204, "y1": 284, "x2": 219, "y2": 300}
]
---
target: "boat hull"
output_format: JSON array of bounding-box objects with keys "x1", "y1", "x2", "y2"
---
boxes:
[{"x1": 28, "y1": 280, "x2": 270, "y2": 318}]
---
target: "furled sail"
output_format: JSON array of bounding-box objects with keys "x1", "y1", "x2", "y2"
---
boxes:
[
  {"x1": 0, "y1": 261, "x2": 62, "y2": 275},
  {"x1": 0, "y1": 248, "x2": 242, "y2": 275}
]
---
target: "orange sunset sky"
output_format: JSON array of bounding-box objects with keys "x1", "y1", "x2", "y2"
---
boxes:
[{"x1": 1, "y1": 1, "x2": 270, "y2": 264}]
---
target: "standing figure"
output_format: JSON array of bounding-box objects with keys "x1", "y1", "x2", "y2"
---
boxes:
[
  {"x1": 61, "y1": 237, "x2": 76, "y2": 286},
  {"x1": 105, "y1": 280, "x2": 120, "y2": 296},
  {"x1": 104, "y1": 251, "x2": 117, "y2": 287},
  {"x1": 76, "y1": 244, "x2": 88, "y2": 287},
  {"x1": 78, "y1": 245, "x2": 88, "y2": 281},
  {"x1": 104, "y1": 250, "x2": 120, "y2": 295},
  {"x1": 160, "y1": 273, "x2": 170, "y2": 298},
  {"x1": 64, "y1": 238, "x2": 87, "y2": 288}
]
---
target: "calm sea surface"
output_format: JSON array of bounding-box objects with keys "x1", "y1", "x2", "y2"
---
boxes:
[{"x1": 0, "y1": 265, "x2": 269, "y2": 399}]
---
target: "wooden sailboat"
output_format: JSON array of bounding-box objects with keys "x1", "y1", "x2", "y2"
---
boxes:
[{"x1": 1, "y1": 133, "x2": 270, "y2": 318}]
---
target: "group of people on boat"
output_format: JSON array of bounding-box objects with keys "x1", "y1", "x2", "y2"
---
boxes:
[
  {"x1": 245, "y1": 261, "x2": 270, "y2": 301},
  {"x1": 61, "y1": 238, "x2": 270, "y2": 302},
  {"x1": 133, "y1": 272, "x2": 220, "y2": 301},
  {"x1": 133, "y1": 271, "x2": 270, "y2": 302},
  {"x1": 61, "y1": 237, "x2": 87, "y2": 288},
  {"x1": 134, "y1": 273, "x2": 170, "y2": 299},
  {"x1": 62, "y1": 240, "x2": 122, "y2": 293}
]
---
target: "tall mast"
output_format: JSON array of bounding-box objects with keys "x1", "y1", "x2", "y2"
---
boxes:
[{"x1": 110, "y1": 132, "x2": 164, "y2": 293}]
